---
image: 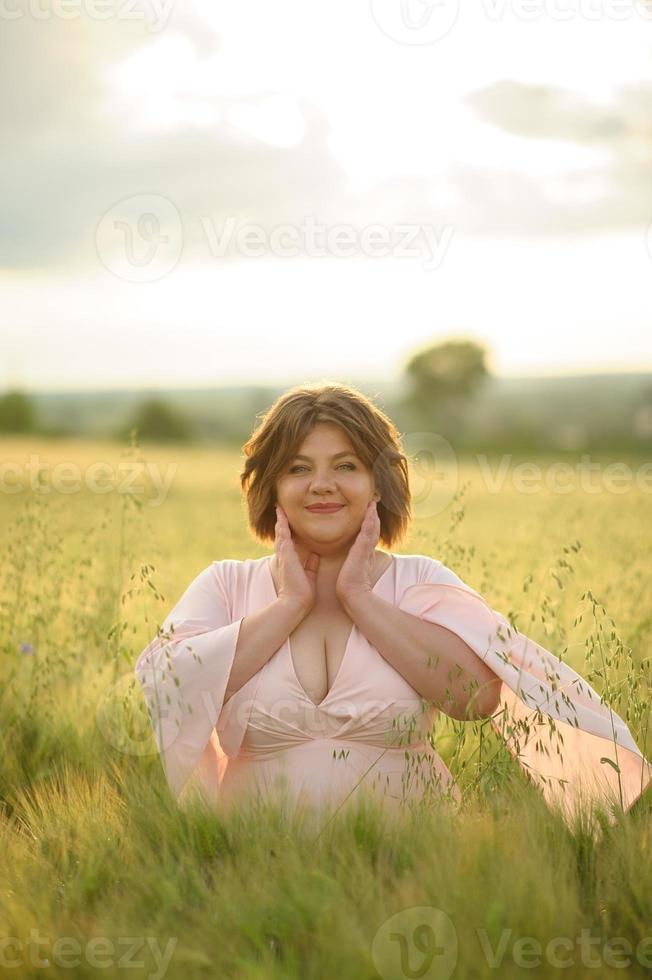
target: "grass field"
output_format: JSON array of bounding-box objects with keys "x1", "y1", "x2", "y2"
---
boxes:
[{"x1": 1, "y1": 435, "x2": 651, "y2": 979}]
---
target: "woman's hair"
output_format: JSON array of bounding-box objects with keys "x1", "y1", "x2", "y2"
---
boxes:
[{"x1": 240, "y1": 382, "x2": 411, "y2": 548}]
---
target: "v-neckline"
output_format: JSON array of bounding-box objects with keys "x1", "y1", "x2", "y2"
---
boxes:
[{"x1": 265, "y1": 552, "x2": 397, "y2": 709}]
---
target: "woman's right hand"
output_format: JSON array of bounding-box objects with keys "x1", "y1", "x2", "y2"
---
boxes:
[{"x1": 273, "y1": 504, "x2": 319, "y2": 614}]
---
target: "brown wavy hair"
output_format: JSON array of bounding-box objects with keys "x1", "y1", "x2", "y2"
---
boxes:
[{"x1": 240, "y1": 382, "x2": 412, "y2": 548}]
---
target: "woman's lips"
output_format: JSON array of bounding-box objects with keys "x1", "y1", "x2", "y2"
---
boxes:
[{"x1": 305, "y1": 505, "x2": 344, "y2": 513}]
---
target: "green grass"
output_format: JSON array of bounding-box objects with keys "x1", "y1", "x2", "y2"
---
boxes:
[{"x1": 1, "y1": 435, "x2": 651, "y2": 979}]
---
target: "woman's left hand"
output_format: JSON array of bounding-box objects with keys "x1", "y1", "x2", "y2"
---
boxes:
[{"x1": 335, "y1": 500, "x2": 380, "y2": 603}]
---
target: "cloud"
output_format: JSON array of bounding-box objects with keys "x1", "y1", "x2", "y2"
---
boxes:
[
  {"x1": 461, "y1": 77, "x2": 652, "y2": 232},
  {"x1": 465, "y1": 80, "x2": 626, "y2": 143},
  {"x1": 0, "y1": 11, "x2": 350, "y2": 272},
  {"x1": 2, "y1": 10, "x2": 651, "y2": 276}
]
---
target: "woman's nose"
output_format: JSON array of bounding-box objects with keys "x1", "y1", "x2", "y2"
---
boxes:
[{"x1": 309, "y1": 473, "x2": 337, "y2": 490}]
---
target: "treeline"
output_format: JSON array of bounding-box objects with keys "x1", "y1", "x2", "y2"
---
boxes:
[{"x1": 2, "y1": 340, "x2": 651, "y2": 453}]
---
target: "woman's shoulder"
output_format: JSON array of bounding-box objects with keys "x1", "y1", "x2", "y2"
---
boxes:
[
  {"x1": 177, "y1": 558, "x2": 254, "y2": 595},
  {"x1": 391, "y1": 553, "x2": 469, "y2": 589},
  {"x1": 176, "y1": 558, "x2": 269, "y2": 616},
  {"x1": 207, "y1": 556, "x2": 271, "y2": 591},
  {"x1": 391, "y1": 552, "x2": 440, "y2": 577}
]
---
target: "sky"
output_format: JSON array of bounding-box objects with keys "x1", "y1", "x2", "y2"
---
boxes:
[{"x1": 2, "y1": 0, "x2": 652, "y2": 391}]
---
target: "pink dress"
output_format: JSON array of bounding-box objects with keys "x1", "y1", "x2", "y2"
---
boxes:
[{"x1": 135, "y1": 554, "x2": 652, "y2": 824}]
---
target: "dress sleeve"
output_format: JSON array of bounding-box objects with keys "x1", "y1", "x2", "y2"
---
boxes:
[
  {"x1": 134, "y1": 561, "x2": 244, "y2": 801},
  {"x1": 397, "y1": 559, "x2": 652, "y2": 822}
]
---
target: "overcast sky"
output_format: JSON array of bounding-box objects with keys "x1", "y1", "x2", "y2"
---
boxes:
[{"x1": 2, "y1": 0, "x2": 652, "y2": 390}]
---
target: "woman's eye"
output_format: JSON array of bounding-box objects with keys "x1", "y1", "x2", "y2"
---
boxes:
[{"x1": 289, "y1": 463, "x2": 355, "y2": 474}]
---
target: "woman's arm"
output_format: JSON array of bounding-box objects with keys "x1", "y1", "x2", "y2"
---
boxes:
[
  {"x1": 341, "y1": 591, "x2": 502, "y2": 720},
  {"x1": 223, "y1": 597, "x2": 307, "y2": 701},
  {"x1": 135, "y1": 562, "x2": 307, "y2": 797}
]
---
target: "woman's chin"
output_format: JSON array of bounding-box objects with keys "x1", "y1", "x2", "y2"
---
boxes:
[{"x1": 295, "y1": 528, "x2": 358, "y2": 552}]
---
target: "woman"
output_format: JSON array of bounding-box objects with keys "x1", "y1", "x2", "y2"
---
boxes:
[{"x1": 135, "y1": 383, "x2": 652, "y2": 825}]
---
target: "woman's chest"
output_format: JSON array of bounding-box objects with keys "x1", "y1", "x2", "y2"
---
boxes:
[{"x1": 289, "y1": 606, "x2": 354, "y2": 707}]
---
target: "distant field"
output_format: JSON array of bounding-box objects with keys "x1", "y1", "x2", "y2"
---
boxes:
[{"x1": 1, "y1": 436, "x2": 651, "y2": 979}]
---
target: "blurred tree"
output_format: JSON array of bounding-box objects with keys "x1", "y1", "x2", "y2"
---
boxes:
[
  {"x1": 122, "y1": 398, "x2": 193, "y2": 443},
  {"x1": 0, "y1": 390, "x2": 36, "y2": 433},
  {"x1": 632, "y1": 381, "x2": 652, "y2": 442},
  {"x1": 402, "y1": 339, "x2": 490, "y2": 437}
]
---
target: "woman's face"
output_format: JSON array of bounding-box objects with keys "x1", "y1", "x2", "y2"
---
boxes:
[{"x1": 275, "y1": 421, "x2": 378, "y2": 553}]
